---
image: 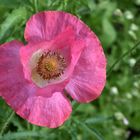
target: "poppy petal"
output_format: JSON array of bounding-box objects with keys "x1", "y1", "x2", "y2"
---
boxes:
[
  {"x1": 0, "y1": 40, "x2": 36, "y2": 108},
  {"x1": 65, "y1": 36, "x2": 106, "y2": 103},
  {"x1": 25, "y1": 11, "x2": 69, "y2": 42},
  {"x1": 17, "y1": 91, "x2": 72, "y2": 128},
  {"x1": 24, "y1": 11, "x2": 91, "y2": 43}
]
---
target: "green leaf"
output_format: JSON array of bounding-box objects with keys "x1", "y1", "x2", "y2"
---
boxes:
[
  {"x1": 0, "y1": 99, "x2": 13, "y2": 133},
  {"x1": 133, "y1": 58, "x2": 140, "y2": 75},
  {"x1": 101, "y1": 18, "x2": 117, "y2": 46},
  {"x1": 0, "y1": 0, "x2": 19, "y2": 8},
  {"x1": 0, "y1": 7, "x2": 27, "y2": 42},
  {"x1": 0, "y1": 0, "x2": 31, "y2": 8},
  {"x1": 74, "y1": 119, "x2": 104, "y2": 140},
  {"x1": 0, "y1": 131, "x2": 54, "y2": 140},
  {"x1": 129, "y1": 111, "x2": 140, "y2": 130},
  {"x1": 0, "y1": 111, "x2": 15, "y2": 136},
  {"x1": 85, "y1": 116, "x2": 114, "y2": 124},
  {"x1": 107, "y1": 41, "x2": 140, "y2": 77},
  {"x1": 81, "y1": 123, "x2": 104, "y2": 140}
]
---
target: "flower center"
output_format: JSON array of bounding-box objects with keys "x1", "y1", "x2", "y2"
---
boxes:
[
  {"x1": 36, "y1": 51, "x2": 66, "y2": 80},
  {"x1": 45, "y1": 58, "x2": 58, "y2": 72}
]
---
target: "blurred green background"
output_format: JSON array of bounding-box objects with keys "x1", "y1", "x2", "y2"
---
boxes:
[{"x1": 0, "y1": 0, "x2": 140, "y2": 140}]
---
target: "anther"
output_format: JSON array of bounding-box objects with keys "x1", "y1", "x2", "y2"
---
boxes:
[{"x1": 36, "y1": 51, "x2": 66, "y2": 80}]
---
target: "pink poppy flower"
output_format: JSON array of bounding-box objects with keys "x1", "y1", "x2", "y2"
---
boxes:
[{"x1": 0, "y1": 11, "x2": 106, "y2": 128}]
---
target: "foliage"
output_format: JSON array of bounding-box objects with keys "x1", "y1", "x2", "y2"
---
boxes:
[{"x1": 0, "y1": 0, "x2": 140, "y2": 140}]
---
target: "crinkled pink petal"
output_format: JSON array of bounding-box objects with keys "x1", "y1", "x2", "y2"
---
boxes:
[
  {"x1": 25, "y1": 11, "x2": 69, "y2": 42},
  {"x1": 24, "y1": 11, "x2": 91, "y2": 43},
  {"x1": 0, "y1": 40, "x2": 35, "y2": 109},
  {"x1": 51, "y1": 31, "x2": 85, "y2": 84},
  {"x1": 17, "y1": 91, "x2": 72, "y2": 128},
  {"x1": 0, "y1": 40, "x2": 72, "y2": 128},
  {"x1": 65, "y1": 36, "x2": 106, "y2": 103}
]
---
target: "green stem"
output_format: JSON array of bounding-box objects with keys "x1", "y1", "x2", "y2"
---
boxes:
[
  {"x1": 0, "y1": 111, "x2": 15, "y2": 136},
  {"x1": 73, "y1": 119, "x2": 104, "y2": 140},
  {"x1": 62, "y1": 0, "x2": 68, "y2": 10},
  {"x1": 34, "y1": 0, "x2": 38, "y2": 13},
  {"x1": 72, "y1": 101, "x2": 80, "y2": 114},
  {"x1": 107, "y1": 41, "x2": 140, "y2": 77}
]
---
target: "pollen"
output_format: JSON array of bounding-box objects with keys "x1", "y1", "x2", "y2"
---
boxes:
[
  {"x1": 36, "y1": 51, "x2": 66, "y2": 80},
  {"x1": 45, "y1": 58, "x2": 58, "y2": 72}
]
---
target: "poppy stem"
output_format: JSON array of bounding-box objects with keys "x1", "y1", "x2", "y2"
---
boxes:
[
  {"x1": 34, "y1": 0, "x2": 38, "y2": 13},
  {"x1": 62, "y1": 0, "x2": 68, "y2": 10},
  {"x1": 72, "y1": 101, "x2": 80, "y2": 114},
  {"x1": 0, "y1": 111, "x2": 15, "y2": 136},
  {"x1": 107, "y1": 40, "x2": 140, "y2": 77}
]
